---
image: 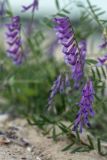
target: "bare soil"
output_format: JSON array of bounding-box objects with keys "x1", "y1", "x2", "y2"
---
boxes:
[{"x1": 0, "y1": 116, "x2": 107, "y2": 160}]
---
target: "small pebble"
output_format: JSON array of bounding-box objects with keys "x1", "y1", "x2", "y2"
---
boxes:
[{"x1": 36, "y1": 156, "x2": 41, "y2": 160}]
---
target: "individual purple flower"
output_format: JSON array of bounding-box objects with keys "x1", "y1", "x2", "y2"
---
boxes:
[
  {"x1": 99, "y1": 34, "x2": 107, "y2": 49},
  {"x1": 22, "y1": 0, "x2": 38, "y2": 13},
  {"x1": 97, "y1": 54, "x2": 107, "y2": 66},
  {"x1": 100, "y1": 40, "x2": 107, "y2": 49},
  {"x1": 73, "y1": 80, "x2": 95, "y2": 132},
  {"x1": 97, "y1": 35, "x2": 107, "y2": 66},
  {"x1": 6, "y1": 16, "x2": 24, "y2": 65}
]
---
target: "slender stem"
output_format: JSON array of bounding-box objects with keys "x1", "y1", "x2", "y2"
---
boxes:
[{"x1": 86, "y1": 0, "x2": 104, "y2": 30}]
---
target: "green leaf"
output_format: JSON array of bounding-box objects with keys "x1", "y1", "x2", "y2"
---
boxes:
[
  {"x1": 43, "y1": 17, "x2": 53, "y2": 28},
  {"x1": 87, "y1": 135, "x2": 94, "y2": 149},
  {"x1": 91, "y1": 68, "x2": 96, "y2": 80},
  {"x1": 55, "y1": 0, "x2": 60, "y2": 10},
  {"x1": 62, "y1": 9, "x2": 70, "y2": 14},
  {"x1": 62, "y1": 142, "x2": 74, "y2": 151},
  {"x1": 97, "y1": 138, "x2": 107, "y2": 156},
  {"x1": 101, "y1": 66, "x2": 106, "y2": 79},
  {"x1": 94, "y1": 94, "x2": 101, "y2": 101},
  {"x1": 96, "y1": 67, "x2": 101, "y2": 80},
  {"x1": 71, "y1": 147, "x2": 82, "y2": 153},
  {"x1": 86, "y1": 59, "x2": 97, "y2": 65},
  {"x1": 97, "y1": 11, "x2": 105, "y2": 16},
  {"x1": 58, "y1": 123, "x2": 69, "y2": 133},
  {"x1": 57, "y1": 13, "x2": 66, "y2": 17},
  {"x1": 52, "y1": 127, "x2": 57, "y2": 141},
  {"x1": 6, "y1": 10, "x2": 13, "y2": 17}
]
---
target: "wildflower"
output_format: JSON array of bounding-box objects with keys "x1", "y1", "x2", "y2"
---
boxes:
[
  {"x1": 97, "y1": 54, "x2": 107, "y2": 66},
  {"x1": 53, "y1": 17, "x2": 79, "y2": 66},
  {"x1": 73, "y1": 80, "x2": 95, "y2": 132},
  {"x1": 72, "y1": 59, "x2": 84, "y2": 88},
  {"x1": 79, "y1": 40, "x2": 87, "y2": 64},
  {"x1": 72, "y1": 40, "x2": 86, "y2": 88},
  {"x1": 6, "y1": 16, "x2": 24, "y2": 64},
  {"x1": 48, "y1": 73, "x2": 70, "y2": 108},
  {"x1": 22, "y1": 0, "x2": 38, "y2": 13},
  {"x1": 99, "y1": 28, "x2": 107, "y2": 49},
  {"x1": 53, "y1": 17, "x2": 86, "y2": 87},
  {"x1": 100, "y1": 40, "x2": 107, "y2": 49},
  {"x1": 48, "y1": 75, "x2": 61, "y2": 107}
]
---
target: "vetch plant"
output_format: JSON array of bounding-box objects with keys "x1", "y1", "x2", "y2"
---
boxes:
[
  {"x1": 50, "y1": 16, "x2": 95, "y2": 132},
  {"x1": 0, "y1": 0, "x2": 107, "y2": 155}
]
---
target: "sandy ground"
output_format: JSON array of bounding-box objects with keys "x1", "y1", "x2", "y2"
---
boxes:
[{"x1": 0, "y1": 116, "x2": 107, "y2": 160}]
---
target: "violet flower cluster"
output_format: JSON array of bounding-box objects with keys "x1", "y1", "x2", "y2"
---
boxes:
[
  {"x1": 53, "y1": 17, "x2": 86, "y2": 88},
  {"x1": 72, "y1": 40, "x2": 86, "y2": 88},
  {"x1": 73, "y1": 80, "x2": 95, "y2": 132},
  {"x1": 97, "y1": 37, "x2": 107, "y2": 66},
  {"x1": 48, "y1": 74, "x2": 70, "y2": 107},
  {"x1": 97, "y1": 54, "x2": 107, "y2": 66},
  {"x1": 22, "y1": 0, "x2": 38, "y2": 13},
  {"x1": 6, "y1": 16, "x2": 24, "y2": 65},
  {"x1": 99, "y1": 34, "x2": 107, "y2": 49}
]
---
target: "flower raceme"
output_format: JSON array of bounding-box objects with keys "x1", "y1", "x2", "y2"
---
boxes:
[
  {"x1": 22, "y1": 0, "x2": 38, "y2": 13},
  {"x1": 48, "y1": 74, "x2": 70, "y2": 108},
  {"x1": 6, "y1": 16, "x2": 24, "y2": 65},
  {"x1": 73, "y1": 80, "x2": 95, "y2": 132},
  {"x1": 53, "y1": 17, "x2": 86, "y2": 87},
  {"x1": 72, "y1": 40, "x2": 86, "y2": 88},
  {"x1": 97, "y1": 32, "x2": 107, "y2": 66},
  {"x1": 53, "y1": 17, "x2": 79, "y2": 66}
]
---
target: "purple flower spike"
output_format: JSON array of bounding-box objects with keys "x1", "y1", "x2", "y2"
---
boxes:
[
  {"x1": 48, "y1": 75, "x2": 62, "y2": 107},
  {"x1": 6, "y1": 16, "x2": 24, "y2": 65},
  {"x1": 53, "y1": 17, "x2": 87, "y2": 87},
  {"x1": 79, "y1": 40, "x2": 87, "y2": 64},
  {"x1": 72, "y1": 60, "x2": 84, "y2": 88},
  {"x1": 48, "y1": 73, "x2": 70, "y2": 108},
  {"x1": 72, "y1": 40, "x2": 86, "y2": 88},
  {"x1": 73, "y1": 80, "x2": 95, "y2": 132},
  {"x1": 22, "y1": 0, "x2": 38, "y2": 13},
  {"x1": 53, "y1": 17, "x2": 80, "y2": 66}
]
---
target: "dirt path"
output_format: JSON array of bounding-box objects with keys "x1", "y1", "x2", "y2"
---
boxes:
[{"x1": 0, "y1": 116, "x2": 106, "y2": 160}]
